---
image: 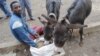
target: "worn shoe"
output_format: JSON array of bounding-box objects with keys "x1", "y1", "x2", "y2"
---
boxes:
[
  {"x1": 5, "y1": 16, "x2": 10, "y2": 19},
  {"x1": 0, "y1": 17, "x2": 3, "y2": 19}
]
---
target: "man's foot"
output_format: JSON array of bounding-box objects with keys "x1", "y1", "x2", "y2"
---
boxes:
[
  {"x1": 79, "y1": 41, "x2": 83, "y2": 47},
  {"x1": 30, "y1": 18, "x2": 35, "y2": 20},
  {"x1": 5, "y1": 16, "x2": 10, "y2": 19},
  {"x1": 0, "y1": 17, "x2": 3, "y2": 19},
  {"x1": 27, "y1": 18, "x2": 35, "y2": 21},
  {"x1": 30, "y1": 17, "x2": 36, "y2": 20}
]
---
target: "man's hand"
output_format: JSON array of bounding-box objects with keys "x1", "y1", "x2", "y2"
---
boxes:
[{"x1": 34, "y1": 33, "x2": 40, "y2": 39}]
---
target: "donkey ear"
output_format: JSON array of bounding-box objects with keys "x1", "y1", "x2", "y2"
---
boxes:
[
  {"x1": 61, "y1": 19, "x2": 66, "y2": 24},
  {"x1": 38, "y1": 17, "x2": 48, "y2": 25},
  {"x1": 60, "y1": 18, "x2": 67, "y2": 24},
  {"x1": 42, "y1": 14, "x2": 57, "y2": 24},
  {"x1": 41, "y1": 14, "x2": 51, "y2": 21},
  {"x1": 68, "y1": 24, "x2": 87, "y2": 29}
]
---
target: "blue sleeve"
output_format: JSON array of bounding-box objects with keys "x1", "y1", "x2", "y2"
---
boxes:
[{"x1": 13, "y1": 27, "x2": 37, "y2": 47}]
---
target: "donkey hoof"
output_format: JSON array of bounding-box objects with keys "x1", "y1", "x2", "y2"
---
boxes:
[{"x1": 79, "y1": 42, "x2": 83, "y2": 47}]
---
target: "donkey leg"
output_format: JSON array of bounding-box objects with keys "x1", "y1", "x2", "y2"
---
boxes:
[{"x1": 79, "y1": 28, "x2": 83, "y2": 47}]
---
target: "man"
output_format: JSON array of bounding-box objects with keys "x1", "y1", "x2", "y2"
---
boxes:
[
  {"x1": 19, "y1": 0, "x2": 34, "y2": 20},
  {"x1": 0, "y1": 0, "x2": 11, "y2": 19},
  {"x1": 9, "y1": 1, "x2": 43, "y2": 47}
]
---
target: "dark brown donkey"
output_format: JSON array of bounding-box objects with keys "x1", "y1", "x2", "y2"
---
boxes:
[{"x1": 64, "y1": 0, "x2": 92, "y2": 46}]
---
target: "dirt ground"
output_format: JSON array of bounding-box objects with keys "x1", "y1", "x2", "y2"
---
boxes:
[
  {"x1": 64, "y1": 31, "x2": 100, "y2": 56},
  {"x1": 0, "y1": 0, "x2": 100, "y2": 56}
]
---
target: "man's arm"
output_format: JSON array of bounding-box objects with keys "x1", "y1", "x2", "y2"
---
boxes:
[{"x1": 12, "y1": 21, "x2": 37, "y2": 47}]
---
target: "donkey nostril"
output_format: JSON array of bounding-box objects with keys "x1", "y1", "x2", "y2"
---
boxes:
[{"x1": 57, "y1": 52, "x2": 61, "y2": 54}]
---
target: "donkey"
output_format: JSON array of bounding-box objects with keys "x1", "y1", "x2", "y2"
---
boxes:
[
  {"x1": 53, "y1": 18, "x2": 87, "y2": 55},
  {"x1": 64, "y1": 0, "x2": 92, "y2": 46},
  {"x1": 38, "y1": 14, "x2": 57, "y2": 45},
  {"x1": 46, "y1": 0, "x2": 61, "y2": 20},
  {"x1": 38, "y1": 0, "x2": 61, "y2": 45},
  {"x1": 39, "y1": 15, "x2": 87, "y2": 55}
]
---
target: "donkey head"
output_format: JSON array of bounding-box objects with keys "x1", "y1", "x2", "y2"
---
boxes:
[
  {"x1": 38, "y1": 13, "x2": 57, "y2": 41},
  {"x1": 53, "y1": 18, "x2": 87, "y2": 47}
]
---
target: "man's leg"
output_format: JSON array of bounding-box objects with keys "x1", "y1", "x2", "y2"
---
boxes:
[
  {"x1": 0, "y1": 4, "x2": 4, "y2": 19},
  {"x1": 19, "y1": 0, "x2": 26, "y2": 20},
  {"x1": 24, "y1": 0, "x2": 34, "y2": 20},
  {"x1": 1, "y1": 1, "x2": 11, "y2": 19}
]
